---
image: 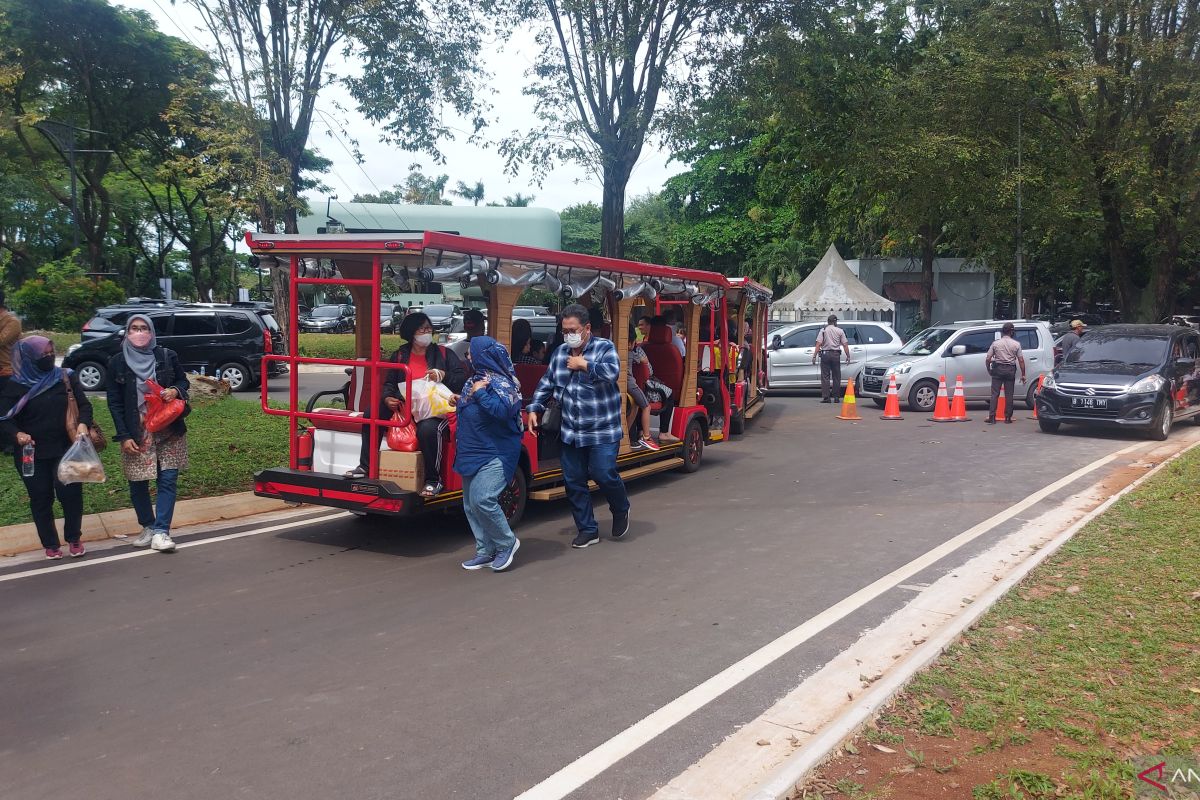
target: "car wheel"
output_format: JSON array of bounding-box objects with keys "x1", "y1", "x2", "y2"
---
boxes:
[
  {"x1": 75, "y1": 361, "x2": 107, "y2": 391},
  {"x1": 1026, "y1": 382, "x2": 1039, "y2": 410},
  {"x1": 871, "y1": 398, "x2": 887, "y2": 409},
  {"x1": 679, "y1": 418, "x2": 705, "y2": 473},
  {"x1": 217, "y1": 362, "x2": 252, "y2": 392},
  {"x1": 1038, "y1": 418, "x2": 1060, "y2": 433},
  {"x1": 907, "y1": 379, "x2": 938, "y2": 412},
  {"x1": 499, "y1": 469, "x2": 527, "y2": 527},
  {"x1": 1148, "y1": 401, "x2": 1172, "y2": 441}
]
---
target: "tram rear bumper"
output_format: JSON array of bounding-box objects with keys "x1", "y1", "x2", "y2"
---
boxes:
[{"x1": 253, "y1": 468, "x2": 414, "y2": 515}]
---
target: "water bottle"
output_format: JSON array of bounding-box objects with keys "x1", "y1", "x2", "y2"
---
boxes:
[{"x1": 21, "y1": 443, "x2": 34, "y2": 477}]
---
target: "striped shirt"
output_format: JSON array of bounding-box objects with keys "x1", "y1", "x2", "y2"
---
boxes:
[{"x1": 528, "y1": 336, "x2": 623, "y2": 446}]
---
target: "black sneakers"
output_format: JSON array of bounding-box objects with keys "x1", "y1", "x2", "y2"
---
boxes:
[
  {"x1": 612, "y1": 513, "x2": 630, "y2": 539},
  {"x1": 571, "y1": 532, "x2": 600, "y2": 548}
]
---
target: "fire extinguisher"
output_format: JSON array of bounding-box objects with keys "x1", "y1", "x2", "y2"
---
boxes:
[{"x1": 296, "y1": 427, "x2": 313, "y2": 471}]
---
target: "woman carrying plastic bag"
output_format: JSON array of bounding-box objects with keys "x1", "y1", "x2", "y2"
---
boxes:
[{"x1": 57, "y1": 435, "x2": 106, "y2": 484}]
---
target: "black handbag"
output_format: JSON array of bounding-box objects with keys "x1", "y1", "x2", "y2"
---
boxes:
[{"x1": 539, "y1": 399, "x2": 562, "y2": 435}]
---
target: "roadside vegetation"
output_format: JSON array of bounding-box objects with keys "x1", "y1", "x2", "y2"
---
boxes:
[
  {"x1": 804, "y1": 447, "x2": 1200, "y2": 800},
  {"x1": 296, "y1": 333, "x2": 405, "y2": 360},
  {"x1": 0, "y1": 397, "x2": 290, "y2": 527}
]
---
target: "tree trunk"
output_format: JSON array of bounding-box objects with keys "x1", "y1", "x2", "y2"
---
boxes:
[
  {"x1": 918, "y1": 224, "x2": 935, "y2": 324},
  {"x1": 1094, "y1": 167, "x2": 1136, "y2": 319},
  {"x1": 600, "y1": 159, "x2": 634, "y2": 260},
  {"x1": 1151, "y1": 211, "x2": 1179, "y2": 321},
  {"x1": 188, "y1": 248, "x2": 211, "y2": 301}
]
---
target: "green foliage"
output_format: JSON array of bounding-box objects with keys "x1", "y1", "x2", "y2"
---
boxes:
[
  {"x1": 918, "y1": 700, "x2": 955, "y2": 737},
  {"x1": 10, "y1": 252, "x2": 123, "y2": 330},
  {"x1": 560, "y1": 202, "x2": 601, "y2": 255}
]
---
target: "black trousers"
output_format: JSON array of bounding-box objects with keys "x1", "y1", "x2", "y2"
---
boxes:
[
  {"x1": 819, "y1": 351, "x2": 843, "y2": 400},
  {"x1": 989, "y1": 367, "x2": 1017, "y2": 420},
  {"x1": 358, "y1": 404, "x2": 449, "y2": 484},
  {"x1": 18, "y1": 458, "x2": 83, "y2": 549}
]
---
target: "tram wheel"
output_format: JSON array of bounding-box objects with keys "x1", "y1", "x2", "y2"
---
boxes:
[
  {"x1": 500, "y1": 468, "x2": 528, "y2": 526},
  {"x1": 679, "y1": 419, "x2": 704, "y2": 473},
  {"x1": 729, "y1": 410, "x2": 745, "y2": 435}
]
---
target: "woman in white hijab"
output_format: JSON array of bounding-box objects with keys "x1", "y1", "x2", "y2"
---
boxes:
[{"x1": 106, "y1": 314, "x2": 190, "y2": 552}]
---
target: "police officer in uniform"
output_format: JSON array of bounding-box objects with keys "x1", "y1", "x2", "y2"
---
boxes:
[{"x1": 812, "y1": 315, "x2": 851, "y2": 403}]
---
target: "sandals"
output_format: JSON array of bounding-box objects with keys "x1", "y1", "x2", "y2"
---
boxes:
[
  {"x1": 420, "y1": 482, "x2": 444, "y2": 498},
  {"x1": 343, "y1": 466, "x2": 368, "y2": 479}
]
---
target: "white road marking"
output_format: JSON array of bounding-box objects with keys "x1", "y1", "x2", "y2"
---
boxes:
[
  {"x1": 513, "y1": 440, "x2": 1148, "y2": 800},
  {"x1": 0, "y1": 511, "x2": 348, "y2": 584}
]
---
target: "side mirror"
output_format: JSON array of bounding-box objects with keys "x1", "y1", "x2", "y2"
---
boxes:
[
  {"x1": 950, "y1": 345, "x2": 966, "y2": 356},
  {"x1": 771, "y1": 337, "x2": 782, "y2": 351}
]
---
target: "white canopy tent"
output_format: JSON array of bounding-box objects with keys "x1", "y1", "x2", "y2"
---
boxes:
[{"x1": 770, "y1": 244, "x2": 895, "y2": 323}]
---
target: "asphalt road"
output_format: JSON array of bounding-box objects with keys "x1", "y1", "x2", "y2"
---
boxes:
[{"x1": 0, "y1": 395, "x2": 1147, "y2": 800}]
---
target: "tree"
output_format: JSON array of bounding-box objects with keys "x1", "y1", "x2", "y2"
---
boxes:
[
  {"x1": 559, "y1": 202, "x2": 601, "y2": 255},
  {"x1": 503, "y1": 0, "x2": 740, "y2": 259},
  {"x1": 10, "y1": 250, "x2": 123, "y2": 330},
  {"x1": 402, "y1": 167, "x2": 452, "y2": 205},
  {"x1": 452, "y1": 180, "x2": 486, "y2": 206}
]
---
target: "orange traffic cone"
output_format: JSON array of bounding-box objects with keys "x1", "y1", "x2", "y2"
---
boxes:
[
  {"x1": 994, "y1": 392, "x2": 1007, "y2": 422},
  {"x1": 836, "y1": 377, "x2": 862, "y2": 420},
  {"x1": 931, "y1": 375, "x2": 955, "y2": 422},
  {"x1": 949, "y1": 375, "x2": 971, "y2": 421},
  {"x1": 1028, "y1": 374, "x2": 1044, "y2": 419},
  {"x1": 880, "y1": 374, "x2": 903, "y2": 420}
]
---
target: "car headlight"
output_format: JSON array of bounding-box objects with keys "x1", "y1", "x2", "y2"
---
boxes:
[
  {"x1": 1041, "y1": 373, "x2": 1056, "y2": 390},
  {"x1": 888, "y1": 361, "x2": 915, "y2": 375},
  {"x1": 1128, "y1": 374, "x2": 1164, "y2": 393}
]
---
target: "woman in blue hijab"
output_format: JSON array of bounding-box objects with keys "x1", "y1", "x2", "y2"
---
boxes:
[
  {"x1": 454, "y1": 336, "x2": 524, "y2": 572},
  {"x1": 0, "y1": 336, "x2": 94, "y2": 559}
]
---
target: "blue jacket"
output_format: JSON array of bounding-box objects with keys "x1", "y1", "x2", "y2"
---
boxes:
[{"x1": 453, "y1": 381, "x2": 523, "y2": 481}]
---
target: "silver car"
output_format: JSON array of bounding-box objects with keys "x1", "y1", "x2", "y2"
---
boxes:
[
  {"x1": 859, "y1": 320, "x2": 1055, "y2": 411},
  {"x1": 766, "y1": 321, "x2": 903, "y2": 389}
]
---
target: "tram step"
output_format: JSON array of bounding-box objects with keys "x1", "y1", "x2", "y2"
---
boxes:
[{"x1": 528, "y1": 457, "x2": 685, "y2": 501}]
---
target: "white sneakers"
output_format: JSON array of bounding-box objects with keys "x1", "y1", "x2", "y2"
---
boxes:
[
  {"x1": 133, "y1": 527, "x2": 176, "y2": 552},
  {"x1": 150, "y1": 533, "x2": 176, "y2": 552}
]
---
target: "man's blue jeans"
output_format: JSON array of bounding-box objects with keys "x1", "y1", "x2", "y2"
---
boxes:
[
  {"x1": 461, "y1": 458, "x2": 517, "y2": 557},
  {"x1": 559, "y1": 440, "x2": 629, "y2": 536},
  {"x1": 129, "y1": 467, "x2": 179, "y2": 534}
]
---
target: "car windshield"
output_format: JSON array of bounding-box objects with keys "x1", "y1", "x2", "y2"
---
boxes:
[
  {"x1": 424, "y1": 304, "x2": 454, "y2": 316},
  {"x1": 312, "y1": 306, "x2": 342, "y2": 318},
  {"x1": 1065, "y1": 335, "x2": 1169, "y2": 367},
  {"x1": 380, "y1": 303, "x2": 395, "y2": 316},
  {"x1": 896, "y1": 328, "x2": 955, "y2": 356},
  {"x1": 259, "y1": 313, "x2": 280, "y2": 332}
]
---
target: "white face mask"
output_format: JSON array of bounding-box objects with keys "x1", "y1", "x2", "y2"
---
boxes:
[
  {"x1": 414, "y1": 333, "x2": 433, "y2": 347},
  {"x1": 564, "y1": 332, "x2": 583, "y2": 349}
]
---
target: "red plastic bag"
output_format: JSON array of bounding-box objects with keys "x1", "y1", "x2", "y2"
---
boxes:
[
  {"x1": 386, "y1": 410, "x2": 418, "y2": 452},
  {"x1": 144, "y1": 379, "x2": 186, "y2": 433}
]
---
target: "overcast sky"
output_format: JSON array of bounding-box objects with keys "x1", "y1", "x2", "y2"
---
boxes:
[{"x1": 118, "y1": 1, "x2": 686, "y2": 215}]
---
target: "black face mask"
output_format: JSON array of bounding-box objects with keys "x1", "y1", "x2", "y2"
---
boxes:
[{"x1": 35, "y1": 355, "x2": 54, "y2": 372}]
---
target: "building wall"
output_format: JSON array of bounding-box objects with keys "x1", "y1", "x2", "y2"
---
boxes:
[{"x1": 848, "y1": 258, "x2": 994, "y2": 334}]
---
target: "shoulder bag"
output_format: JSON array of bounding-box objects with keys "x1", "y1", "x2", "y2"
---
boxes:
[{"x1": 63, "y1": 372, "x2": 108, "y2": 451}]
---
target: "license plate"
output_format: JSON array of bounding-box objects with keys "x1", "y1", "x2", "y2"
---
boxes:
[{"x1": 1071, "y1": 397, "x2": 1108, "y2": 409}]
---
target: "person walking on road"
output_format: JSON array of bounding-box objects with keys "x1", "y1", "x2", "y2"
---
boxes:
[
  {"x1": 0, "y1": 336, "x2": 93, "y2": 559},
  {"x1": 455, "y1": 336, "x2": 524, "y2": 572},
  {"x1": 527, "y1": 303, "x2": 630, "y2": 548},
  {"x1": 813, "y1": 315, "x2": 852, "y2": 403},
  {"x1": 1058, "y1": 319, "x2": 1086, "y2": 363},
  {"x1": 108, "y1": 314, "x2": 190, "y2": 552},
  {"x1": 985, "y1": 322, "x2": 1027, "y2": 425}
]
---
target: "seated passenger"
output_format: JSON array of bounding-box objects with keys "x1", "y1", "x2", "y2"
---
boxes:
[
  {"x1": 511, "y1": 318, "x2": 534, "y2": 363},
  {"x1": 347, "y1": 312, "x2": 467, "y2": 497},
  {"x1": 626, "y1": 339, "x2": 659, "y2": 452},
  {"x1": 630, "y1": 338, "x2": 679, "y2": 444},
  {"x1": 518, "y1": 338, "x2": 546, "y2": 365}
]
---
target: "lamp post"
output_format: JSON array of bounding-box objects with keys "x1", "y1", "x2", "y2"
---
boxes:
[{"x1": 33, "y1": 121, "x2": 113, "y2": 251}]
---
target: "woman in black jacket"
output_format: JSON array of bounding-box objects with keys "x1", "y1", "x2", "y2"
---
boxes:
[
  {"x1": 349, "y1": 312, "x2": 466, "y2": 496},
  {"x1": 0, "y1": 336, "x2": 94, "y2": 559},
  {"x1": 107, "y1": 314, "x2": 190, "y2": 553}
]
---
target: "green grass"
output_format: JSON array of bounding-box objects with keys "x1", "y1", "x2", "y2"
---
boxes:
[
  {"x1": 0, "y1": 396, "x2": 290, "y2": 526},
  {"x1": 296, "y1": 332, "x2": 405, "y2": 360},
  {"x1": 31, "y1": 330, "x2": 82, "y2": 353},
  {"x1": 894, "y1": 446, "x2": 1200, "y2": 794}
]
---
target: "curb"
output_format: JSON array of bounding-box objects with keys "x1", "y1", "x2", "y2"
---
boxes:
[
  {"x1": 0, "y1": 491, "x2": 292, "y2": 557},
  {"x1": 743, "y1": 433, "x2": 1200, "y2": 800}
]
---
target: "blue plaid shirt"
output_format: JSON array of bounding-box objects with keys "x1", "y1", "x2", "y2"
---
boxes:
[{"x1": 527, "y1": 336, "x2": 623, "y2": 446}]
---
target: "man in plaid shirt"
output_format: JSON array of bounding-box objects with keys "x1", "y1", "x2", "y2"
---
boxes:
[{"x1": 528, "y1": 303, "x2": 630, "y2": 547}]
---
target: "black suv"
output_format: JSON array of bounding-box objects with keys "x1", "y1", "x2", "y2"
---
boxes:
[
  {"x1": 64, "y1": 306, "x2": 286, "y2": 392},
  {"x1": 1037, "y1": 324, "x2": 1200, "y2": 440},
  {"x1": 81, "y1": 300, "x2": 189, "y2": 342}
]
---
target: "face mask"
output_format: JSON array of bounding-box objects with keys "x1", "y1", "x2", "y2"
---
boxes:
[
  {"x1": 414, "y1": 333, "x2": 433, "y2": 347},
  {"x1": 564, "y1": 332, "x2": 584, "y2": 349},
  {"x1": 128, "y1": 329, "x2": 152, "y2": 348},
  {"x1": 35, "y1": 355, "x2": 54, "y2": 372}
]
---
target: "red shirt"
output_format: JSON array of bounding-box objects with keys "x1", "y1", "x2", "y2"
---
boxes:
[{"x1": 407, "y1": 349, "x2": 428, "y2": 381}]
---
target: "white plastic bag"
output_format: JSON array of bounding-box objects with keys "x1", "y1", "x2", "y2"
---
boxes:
[
  {"x1": 57, "y1": 436, "x2": 107, "y2": 484},
  {"x1": 409, "y1": 379, "x2": 455, "y2": 422}
]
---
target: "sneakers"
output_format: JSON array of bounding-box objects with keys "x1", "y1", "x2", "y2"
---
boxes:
[
  {"x1": 612, "y1": 513, "x2": 630, "y2": 540},
  {"x1": 44, "y1": 547, "x2": 63, "y2": 560},
  {"x1": 659, "y1": 432, "x2": 681, "y2": 444},
  {"x1": 131, "y1": 527, "x2": 155, "y2": 547},
  {"x1": 638, "y1": 437, "x2": 660, "y2": 452},
  {"x1": 68, "y1": 541, "x2": 86, "y2": 558},
  {"x1": 461, "y1": 553, "x2": 496, "y2": 570},
  {"x1": 150, "y1": 532, "x2": 176, "y2": 552},
  {"x1": 491, "y1": 539, "x2": 521, "y2": 572},
  {"x1": 630, "y1": 439, "x2": 649, "y2": 451},
  {"x1": 571, "y1": 531, "x2": 600, "y2": 549}
]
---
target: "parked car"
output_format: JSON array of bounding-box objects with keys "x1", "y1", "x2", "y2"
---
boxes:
[
  {"x1": 513, "y1": 306, "x2": 551, "y2": 318},
  {"x1": 420, "y1": 303, "x2": 457, "y2": 334},
  {"x1": 63, "y1": 306, "x2": 286, "y2": 392},
  {"x1": 81, "y1": 301, "x2": 188, "y2": 342},
  {"x1": 859, "y1": 320, "x2": 1056, "y2": 411},
  {"x1": 379, "y1": 302, "x2": 402, "y2": 334},
  {"x1": 765, "y1": 321, "x2": 903, "y2": 390},
  {"x1": 1036, "y1": 324, "x2": 1200, "y2": 440},
  {"x1": 299, "y1": 304, "x2": 355, "y2": 333},
  {"x1": 1161, "y1": 315, "x2": 1200, "y2": 329}
]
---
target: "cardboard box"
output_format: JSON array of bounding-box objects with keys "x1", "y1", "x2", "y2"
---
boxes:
[{"x1": 377, "y1": 449, "x2": 424, "y2": 492}]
